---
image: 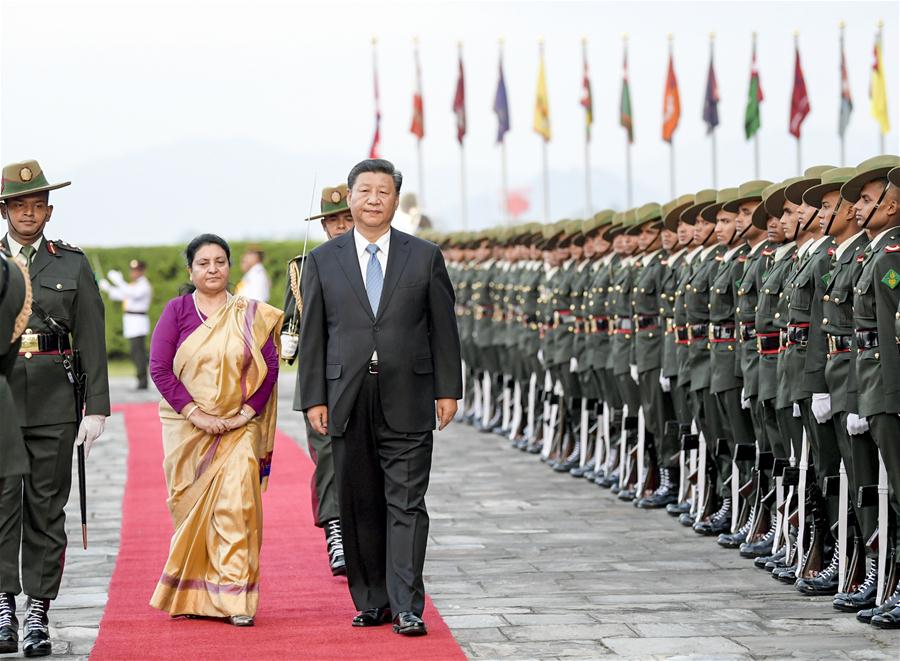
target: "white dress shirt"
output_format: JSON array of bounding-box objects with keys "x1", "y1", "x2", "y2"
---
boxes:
[
  {"x1": 353, "y1": 228, "x2": 391, "y2": 361},
  {"x1": 236, "y1": 262, "x2": 271, "y2": 302},
  {"x1": 99, "y1": 272, "x2": 153, "y2": 338},
  {"x1": 4, "y1": 234, "x2": 43, "y2": 265}
]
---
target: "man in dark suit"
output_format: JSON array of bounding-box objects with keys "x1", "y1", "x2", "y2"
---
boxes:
[{"x1": 299, "y1": 159, "x2": 462, "y2": 636}]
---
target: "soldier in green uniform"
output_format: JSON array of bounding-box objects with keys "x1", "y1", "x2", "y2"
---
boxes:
[
  {"x1": 835, "y1": 156, "x2": 900, "y2": 617},
  {"x1": 513, "y1": 226, "x2": 545, "y2": 450},
  {"x1": 0, "y1": 160, "x2": 110, "y2": 657},
  {"x1": 282, "y1": 183, "x2": 353, "y2": 576}
]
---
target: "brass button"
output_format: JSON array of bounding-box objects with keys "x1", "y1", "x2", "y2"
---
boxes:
[
  {"x1": 765, "y1": 289, "x2": 771, "y2": 294},
  {"x1": 56, "y1": 283, "x2": 62, "y2": 290},
  {"x1": 823, "y1": 318, "x2": 828, "y2": 324},
  {"x1": 823, "y1": 295, "x2": 830, "y2": 302},
  {"x1": 736, "y1": 307, "x2": 741, "y2": 314},
  {"x1": 25, "y1": 328, "x2": 32, "y2": 334},
  {"x1": 875, "y1": 352, "x2": 880, "y2": 360},
  {"x1": 648, "y1": 332, "x2": 654, "y2": 338},
  {"x1": 774, "y1": 312, "x2": 780, "y2": 319},
  {"x1": 24, "y1": 352, "x2": 32, "y2": 359}
]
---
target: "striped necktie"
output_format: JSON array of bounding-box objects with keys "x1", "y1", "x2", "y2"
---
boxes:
[{"x1": 365, "y1": 244, "x2": 383, "y2": 314}]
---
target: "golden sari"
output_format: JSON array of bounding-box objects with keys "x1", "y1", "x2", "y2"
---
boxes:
[{"x1": 150, "y1": 296, "x2": 283, "y2": 618}]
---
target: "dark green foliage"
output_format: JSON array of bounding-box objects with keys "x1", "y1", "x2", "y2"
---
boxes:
[{"x1": 85, "y1": 240, "x2": 318, "y2": 359}]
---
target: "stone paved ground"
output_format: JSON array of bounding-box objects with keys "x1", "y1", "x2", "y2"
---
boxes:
[{"x1": 13, "y1": 375, "x2": 899, "y2": 660}]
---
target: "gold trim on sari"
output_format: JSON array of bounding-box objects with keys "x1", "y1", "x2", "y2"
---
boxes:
[{"x1": 150, "y1": 296, "x2": 283, "y2": 618}]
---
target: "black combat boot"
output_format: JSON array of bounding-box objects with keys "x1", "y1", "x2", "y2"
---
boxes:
[
  {"x1": 22, "y1": 597, "x2": 50, "y2": 658},
  {"x1": 694, "y1": 497, "x2": 732, "y2": 536},
  {"x1": 0, "y1": 593, "x2": 18, "y2": 654},
  {"x1": 636, "y1": 466, "x2": 679, "y2": 509},
  {"x1": 717, "y1": 505, "x2": 756, "y2": 548},
  {"x1": 324, "y1": 519, "x2": 346, "y2": 577},
  {"x1": 833, "y1": 558, "x2": 878, "y2": 612}
]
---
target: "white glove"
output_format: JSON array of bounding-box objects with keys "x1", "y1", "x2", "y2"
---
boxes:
[
  {"x1": 569, "y1": 357, "x2": 579, "y2": 373},
  {"x1": 98, "y1": 279, "x2": 111, "y2": 293},
  {"x1": 537, "y1": 349, "x2": 545, "y2": 365},
  {"x1": 106, "y1": 269, "x2": 125, "y2": 286},
  {"x1": 630, "y1": 364, "x2": 639, "y2": 384},
  {"x1": 811, "y1": 393, "x2": 833, "y2": 424},
  {"x1": 741, "y1": 387, "x2": 751, "y2": 410},
  {"x1": 659, "y1": 374, "x2": 671, "y2": 392},
  {"x1": 76, "y1": 415, "x2": 106, "y2": 459},
  {"x1": 792, "y1": 402, "x2": 801, "y2": 418},
  {"x1": 280, "y1": 333, "x2": 299, "y2": 360},
  {"x1": 847, "y1": 413, "x2": 870, "y2": 436}
]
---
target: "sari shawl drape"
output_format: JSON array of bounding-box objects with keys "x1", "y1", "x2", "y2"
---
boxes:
[{"x1": 150, "y1": 296, "x2": 282, "y2": 618}]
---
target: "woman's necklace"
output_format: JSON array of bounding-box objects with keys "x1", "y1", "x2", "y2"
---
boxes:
[{"x1": 192, "y1": 291, "x2": 231, "y2": 329}]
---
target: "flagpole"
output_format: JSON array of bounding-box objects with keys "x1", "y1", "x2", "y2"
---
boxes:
[
  {"x1": 752, "y1": 32, "x2": 760, "y2": 179},
  {"x1": 499, "y1": 38, "x2": 510, "y2": 225},
  {"x1": 877, "y1": 20, "x2": 885, "y2": 154},
  {"x1": 795, "y1": 31, "x2": 802, "y2": 175},
  {"x1": 583, "y1": 37, "x2": 592, "y2": 218},
  {"x1": 710, "y1": 33, "x2": 718, "y2": 188},
  {"x1": 668, "y1": 34, "x2": 676, "y2": 199},
  {"x1": 539, "y1": 39, "x2": 550, "y2": 223},
  {"x1": 624, "y1": 34, "x2": 633, "y2": 207}
]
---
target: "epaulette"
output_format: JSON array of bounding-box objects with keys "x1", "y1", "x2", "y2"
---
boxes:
[
  {"x1": 885, "y1": 244, "x2": 900, "y2": 253},
  {"x1": 50, "y1": 240, "x2": 83, "y2": 254},
  {"x1": 762, "y1": 248, "x2": 775, "y2": 257}
]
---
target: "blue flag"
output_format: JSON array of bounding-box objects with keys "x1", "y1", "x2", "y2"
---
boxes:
[
  {"x1": 703, "y1": 55, "x2": 719, "y2": 134},
  {"x1": 493, "y1": 58, "x2": 510, "y2": 143}
]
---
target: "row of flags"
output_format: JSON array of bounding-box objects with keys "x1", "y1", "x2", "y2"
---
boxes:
[{"x1": 370, "y1": 27, "x2": 892, "y2": 159}]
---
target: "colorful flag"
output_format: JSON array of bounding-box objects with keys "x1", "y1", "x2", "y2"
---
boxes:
[
  {"x1": 744, "y1": 39, "x2": 764, "y2": 139},
  {"x1": 839, "y1": 31, "x2": 853, "y2": 138},
  {"x1": 620, "y1": 46, "x2": 633, "y2": 143},
  {"x1": 453, "y1": 51, "x2": 466, "y2": 144},
  {"x1": 789, "y1": 42, "x2": 810, "y2": 139},
  {"x1": 581, "y1": 45, "x2": 593, "y2": 141},
  {"x1": 369, "y1": 44, "x2": 381, "y2": 159},
  {"x1": 493, "y1": 55, "x2": 510, "y2": 143},
  {"x1": 662, "y1": 50, "x2": 680, "y2": 143},
  {"x1": 409, "y1": 45, "x2": 424, "y2": 140},
  {"x1": 703, "y1": 49, "x2": 719, "y2": 134},
  {"x1": 870, "y1": 29, "x2": 891, "y2": 134},
  {"x1": 533, "y1": 47, "x2": 551, "y2": 141}
]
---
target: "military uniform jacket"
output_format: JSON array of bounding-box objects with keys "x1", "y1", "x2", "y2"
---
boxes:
[
  {"x1": 685, "y1": 244, "x2": 725, "y2": 392},
  {"x1": 549, "y1": 260, "x2": 579, "y2": 366},
  {"x1": 1, "y1": 236, "x2": 110, "y2": 427},
  {"x1": 538, "y1": 264, "x2": 563, "y2": 366},
  {"x1": 818, "y1": 232, "x2": 869, "y2": 414},
  {"x1": 471, "y1": 259, "x2": 496, "y2": 349},
  {"x1": 281, "y1": 253, "x2": 308, "y2": 366},
  {"x1": 660, "y1": 248, "x2": 687, "y2": 379},
  {"x1": 519, "y1": 262, "x2": 543, "y2": 359},
  {"x1": 571, "y1": 258, "x2": 599, "y2": 374},
  {"x1": 734, "y1": 240, "x2": 771, "y2": 398},
  {"x1": 0, "y1": 251, "x2": 29, "y2": 477},
  {"x1": 632, "y1": 249, "x2": 667, "y2": 374},
  {"x1": 853, "y1": 227, "x2": 900, "y2": 417},
  {"x1": 782, "y1": 236, "x2": 835, "y2": 401},
  {"x1": 709, "y1": 243, "x2": 750, "y2": 394},
  {"x1": 607, "y1": 255, "x2": 637, "y2": 376},
  {"x1": 674, "y1": 247, "x2": 702, "y2": 386},
  {"x1": 755, "y1": 242, "x2": 797, "y2": 403},
  {"x1": 586, "y1": 254, "x2": 615, "y2": 374}
]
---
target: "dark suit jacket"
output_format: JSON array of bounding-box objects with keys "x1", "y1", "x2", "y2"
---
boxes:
[{"x1": 298, "y1": 227, "x2": 462, "y2": 435}]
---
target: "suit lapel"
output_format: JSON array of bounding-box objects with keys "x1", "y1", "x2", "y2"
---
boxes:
[
  {"x1": 335, "y1": 231, "x2": 375, "y2": 320},
  {"x1": 377, "y1": 228, "x2": 410, "y2": 321}
]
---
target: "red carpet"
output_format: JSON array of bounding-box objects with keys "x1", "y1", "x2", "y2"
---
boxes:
[{"x1": 90, "y1": 403, "x2": 466, "y2": 660}]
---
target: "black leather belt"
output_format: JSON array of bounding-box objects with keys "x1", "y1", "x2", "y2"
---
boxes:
[
  {"x1": 757, "y1": 332, "x2": 781, "y2": 355},
  {"x1": 675, "y1": 326, "x2": 689, "y2": 344},
  {"x1": 739, "y1": 323, "x2": 757, "y2": 342},
  {"x1": 368, "y1": 360, "x2": 379, "y2": 374},
  {"x1": 124, "y1": 311, "x2": 149, "y2": 315},
  {"x1": 18, "y1": 332, "x2": 71, "y2": 354},
  {"x1": 613, "y1": 317, "x2": 633, "y2": 333},
  {"x1": 687, "y1": 323, "x2": 707, "y2": 342},
  {"x1": 855, "y1": 329, "x2": 879, "y2": 351},
  {"x1": 786, "y1": 324, "x2": 810, "y2": 347},
  {"x1": 635, "y1": 314, "x2": 659, "y2": 331},
  {"x1": 709, "y1": 323, "x2": 737, "y2": 342},
  {"x1": 827, "y1": 334, "x2": 852, "y2": 355}
]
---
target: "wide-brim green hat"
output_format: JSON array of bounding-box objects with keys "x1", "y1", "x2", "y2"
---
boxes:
[
  {"x1": 604, "y1": 211, "x2": 627, "y2": 239},
  {"x1": 626, "y1": 202, "x2": 663, "y2": 235},
  {"x1": 583, "y1": 209, "x2": 614, "y2": 235},
  {"x1": 0, "y1": 159, "x2": 71, "y2": 201},
  {"x1": 663, "y1": 194, "x2": 694, "y2": 231},
  {"x1": 700, "y1": 188, "x2": 739, "y2": 223},
  {"x1": 889, "y1": 167, "x2": 900, "y2": 188},
  {"x1": 763, "y1": 176, "x2": 804, "y2": 218},
  {"x1": 752, "y1": 182, "x2": 785, "y2": 228},
  {"x1": 783, "y1": 165, "x2": 835, "y2": 206},
  {"x1": 803, "y1": 167, "x2": 857, "y2": 208},
  {"x1": 840, "y1": 155, "x2": 900, "y2": 203},
  {"x1": 723, "y1": 180, "x2": 773, "y2": 213},
  {"x1": 306, "y1": 183, "x2": 351, "y2": 220},
  {"x1": 680, "y1": 189, "x2": 717, "y2": 225}
]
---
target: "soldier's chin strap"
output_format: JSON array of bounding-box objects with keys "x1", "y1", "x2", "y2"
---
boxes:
[
  {"x1": 823, "y1": 199, "x2": 843, "y2": 236},
  {"x1": 860, "y1": 181, "x2": 893, "y2": 230}
]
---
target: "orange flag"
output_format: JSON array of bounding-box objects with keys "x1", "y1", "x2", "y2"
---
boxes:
[{"x1": 662, "y1": 48, "x2": 680, "y2": 143}]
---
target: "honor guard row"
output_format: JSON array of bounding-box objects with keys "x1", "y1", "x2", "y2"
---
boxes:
[{"x1": 427, "y1": 154, "x2": 900, "y2": 629}]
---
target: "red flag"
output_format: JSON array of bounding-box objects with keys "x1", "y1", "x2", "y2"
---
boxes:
[
  {"x1": 789, "y1": 43, "x2": 810, "y2": 139},
  {"x1": 452, "y1": 51, "x2": 466, "y2": 144},
  {"x1": 369, "y1": 44, "x2": 382, "y2": 158},
  {"x1": 409, "y1": 45, "x2": 424, "y2": 140},
  {"x1": 662, "y1": 50, "x2": 680, "y2": 142}
]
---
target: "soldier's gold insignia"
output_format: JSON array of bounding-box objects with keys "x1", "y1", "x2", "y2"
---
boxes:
[
  {"x1": 330, "y1": 190, "x2": 342, "y2": 203},
  {"x1": 19, "y1": 167, "x2": 33, "y2": 182},
  {"x1": 881, "y1": 269, "x2": 900, "y2": 289}
]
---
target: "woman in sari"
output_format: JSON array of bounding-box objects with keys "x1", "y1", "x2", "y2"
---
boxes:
[{"x1": 149, "y1": 234, "x2": 282, "y2": 627}]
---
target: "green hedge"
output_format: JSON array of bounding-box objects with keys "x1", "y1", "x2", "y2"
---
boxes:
[{"x1": 85, "y1": 240, "x2": 318, "y2": 360}]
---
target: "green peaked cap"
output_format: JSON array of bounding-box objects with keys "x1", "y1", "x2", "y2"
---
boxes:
[
  {"x1": 663, "y1": 194, "x2": 694, "y2": 231},
  {"x1": 784, "y1": 165, "x2": 836, "y2": 205},
  {"x1": 803, "y1": 167, "x2": 857, "y2": 208},
  {"x1": 764, "y1": 176, "x2": 804, "y2": 218},
  {"x1": 306, "y1": 184, "x2": 350, "y2": 220},
  {"x1": 700, "y1": 187, "x2": 739, "y2": 222},
  {"x1": 681, "y1": 189, "x2": 717, "y2": 225},
  {"x1": 723, "y1": 180, "x2": 773, "y2": 212},
  {"x1": 841, "y1": 155, "x2": 900, "y2": 203},
  {"x1": 889, "y1": 167, "x2": 900, "y2": 188}
]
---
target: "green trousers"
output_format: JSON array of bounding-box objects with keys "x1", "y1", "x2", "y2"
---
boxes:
[{"x1": 304, "y1": 415, "x2": 340, "y2": 528}]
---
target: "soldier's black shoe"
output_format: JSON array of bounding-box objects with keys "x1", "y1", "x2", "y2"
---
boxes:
[
  {"x1": 795, "y1": 549, "x2": 840, "y2": 596},
  {"x1": 571, "y1": 459, "x2": 594, "y2": 478},
  {"x1": 857, "y1": 582, "x2": 900, "y2": 623},
  {"x1": 324, "y1": 519, "x2": 346, "y2": 577},
  {"x1": 833, "y1": 561, "x2": 878, "y2": 612},
  {"x1": 596, "y1": 471, "x2": 618, "y2": 488},
  {"x1": 22, "y1": 598, "x2": 50, "y2": 658},
  {"x1": 870, "y1": 604, "x2": 900, "y2": 629},
  {"x1": 617, "y1": 488, "x2": 636, "y2": 502},
  {"x1": 667, "y1": 500, "x2": 691, "y2": 516},
  {"x1": 636, "y1": 468, "x2": 678, "y2": 509},
  {"x1": 773, "y1": 563, "x2": 799, "y2": 583},
  {"x1": 718, "y1": 507, "x2": 755, "y2": 548},
  {"x1": 741, "y1": 520, "x2": 777, "y2": 558},
  {"x1": 755, "y1": 545, "x2": 786, "y2": 569},
  {"x1": 693, "y1": 498, "x2": 731, "y2": 536},
  {"x1": 0, "y1": 593, "x2": 18, "y2": 654},
  {"x1": 678, "y1": 512, "x2": 696, "y2": 527}
]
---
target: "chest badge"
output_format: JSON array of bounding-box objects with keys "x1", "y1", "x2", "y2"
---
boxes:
[{"x1": 881, "y1": 269, "x2": 900, "y2": 289}]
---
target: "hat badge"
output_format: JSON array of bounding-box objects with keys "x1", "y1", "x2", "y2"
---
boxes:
[
  {"x1": 330, "y1": 190, "x2": 342, "y2": 204},
  {"x1": 19, "y1": 167, "x2": 33, "y2": 182}
]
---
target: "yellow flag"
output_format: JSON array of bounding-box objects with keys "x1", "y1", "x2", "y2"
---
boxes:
[
  {"x1": 533, "y1": 49, "x2": 551, "y2": 141},
  {"x1": 870, "y1": 33, "x2": 890, "y2": 135}
]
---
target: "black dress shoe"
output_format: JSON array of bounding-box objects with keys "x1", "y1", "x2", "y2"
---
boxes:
[
  {"x1": 0, "y1": 593, "x2": 18, "y2": 654},
  {"x1": 667, "y1": 500, "x2": 691, "y2": 516},
  {"x1": 392, "y1": 611, "x2": 427, "y2": 636},
  {"x1": 22, "y1": 598, "x2": 50, "y2": 658},
  {"x1": 755, "y1": 545, "x2": 786, "y2": 569},
  {"x1": 352, "y1": 607, "x2": 392, "y2": 627}
]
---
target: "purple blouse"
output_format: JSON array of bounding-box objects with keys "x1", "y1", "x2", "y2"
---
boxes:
[{"x1": 150, "y1": 294, "x2": 278, "y2": 414}]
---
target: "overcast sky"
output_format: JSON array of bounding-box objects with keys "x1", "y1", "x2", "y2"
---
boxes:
[{"x1": 1, "y1": 0, "x2": 898, "y2": 246}]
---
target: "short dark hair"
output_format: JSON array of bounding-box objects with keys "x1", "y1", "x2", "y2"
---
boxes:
[
  {"x1": 185, "y1": 233, "x2": 231, "y2": 267},
  {"x1": 347, "y1": 159, "x2": 402, "y2": 194}
]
